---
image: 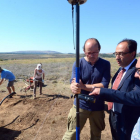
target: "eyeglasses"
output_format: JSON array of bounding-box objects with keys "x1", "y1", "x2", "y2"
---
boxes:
[
  {"x1": 85, "y1": 52, "x2": 99, "y2": 56},
  {"x1": 113, "y1": 52, "x2": 130, "y2": 57},
  {"x1": 136, "y1": 68, "x2": 140, "y2": 75}
]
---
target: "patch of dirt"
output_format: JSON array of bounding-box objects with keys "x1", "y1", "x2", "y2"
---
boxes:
[{"x1": 0, "y1": 80, "x2": 112, "y2": 140}]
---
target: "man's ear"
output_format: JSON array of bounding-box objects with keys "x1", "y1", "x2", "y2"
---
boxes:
[
  {"x1": 83, "y1": 50, "x2": 86, "y2": 55},
  {"x1": 131, "y1": 51, "x2": 136, "y2": 58}
]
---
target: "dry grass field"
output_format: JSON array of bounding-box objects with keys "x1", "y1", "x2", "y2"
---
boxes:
[{"x1": 0, "y1": 54, "x2": 119, "y2": 140}]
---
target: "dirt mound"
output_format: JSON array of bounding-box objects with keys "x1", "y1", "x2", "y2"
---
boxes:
[{"x1": 0, "y1": 81, "x2": 111, "y2": 140}]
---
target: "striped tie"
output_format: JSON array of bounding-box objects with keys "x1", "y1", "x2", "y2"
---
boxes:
[{"x1": 108, "y1": 68, "x2": 126, "y2": 110}]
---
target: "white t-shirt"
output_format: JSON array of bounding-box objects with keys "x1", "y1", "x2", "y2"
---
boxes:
[
  {"x1": 131, "y1": 117, "x2": 140, "y2": 140},
  {"x1": 34, "y1": 69, "x2": 44, "y2": 79}
]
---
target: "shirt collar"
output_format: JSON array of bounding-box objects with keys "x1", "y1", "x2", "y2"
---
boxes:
[{"x1": 122, "y1": 58, "x2": 136, "y2": 71}]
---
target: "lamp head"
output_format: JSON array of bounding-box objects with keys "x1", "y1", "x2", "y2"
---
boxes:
[{"x1": 67, "y1": 0, "x2": 87, "y2": 5}]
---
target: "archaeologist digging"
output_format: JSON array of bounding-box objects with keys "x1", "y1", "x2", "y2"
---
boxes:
[
  {"x1": 0, "y1": 67, "x2": 16, "y2": 98},
  {"x1": 33, "y1": 63, "x2": 45, "y2": 99}
]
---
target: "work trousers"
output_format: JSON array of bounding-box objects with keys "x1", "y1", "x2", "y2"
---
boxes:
[
  {"x1": 62, "y1": 105, "x2": 105, "y2": 140},
  {"x1": 34, "y1": 78, "x2": 42, "y2": 95}
]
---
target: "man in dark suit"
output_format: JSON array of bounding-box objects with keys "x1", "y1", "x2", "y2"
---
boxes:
[{"x1": 89, "y1": 39, "x2": 139, "y2": 140}]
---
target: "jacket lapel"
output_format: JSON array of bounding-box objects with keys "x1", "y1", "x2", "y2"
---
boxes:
[
  {"x1": 111, "y1": 68, "x2": 121, "y2": 85},
  {"x1": 117, "y1": 59, "x2": 137, "y2": 89}
]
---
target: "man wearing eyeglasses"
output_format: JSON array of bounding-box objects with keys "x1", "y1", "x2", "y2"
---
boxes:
[
  {"x1": 62, "y1": 38, "x2": 111, "y2": 140},
  {"x1": 89, "y1": 39, "x2": 138, "y2": 140}
]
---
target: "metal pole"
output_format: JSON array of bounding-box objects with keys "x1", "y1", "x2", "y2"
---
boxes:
[{"x1": 75, "y1": 2, "x2": 80, "y2": 140}]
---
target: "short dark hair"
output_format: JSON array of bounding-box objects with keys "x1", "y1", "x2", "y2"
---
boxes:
[
  {"x1": 83, "y1": 38, "x2": 101, "y2": 51},
  {"x1": 118, "y1": 39, "x2": 137, "y2": 57}
]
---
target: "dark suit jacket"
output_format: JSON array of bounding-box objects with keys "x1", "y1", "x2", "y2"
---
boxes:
[{"x1": 99, "y1": 59, "x2": 140, "y2": 140}]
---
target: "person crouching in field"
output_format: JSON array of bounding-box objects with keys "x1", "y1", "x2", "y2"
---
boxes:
[
  {"x1": 0, "y1": 67, "x2": 16, "y2": 97},
  {"x1": 33, "y1": 64, "x2": 45, "y2": 99}
]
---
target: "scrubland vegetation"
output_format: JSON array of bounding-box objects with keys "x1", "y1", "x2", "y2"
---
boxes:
[{"x1": 0, "y1": 54, "x2": 119, "y2": 81}]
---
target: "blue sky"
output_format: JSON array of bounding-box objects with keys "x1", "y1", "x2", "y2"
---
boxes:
[{"x1": 0, "y1": 0, "x2": 140, "y2": 54}]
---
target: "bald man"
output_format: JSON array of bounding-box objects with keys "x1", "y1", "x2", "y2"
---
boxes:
[{"x1": 62, "y1": 38, "x2": 111, "y2": 140}]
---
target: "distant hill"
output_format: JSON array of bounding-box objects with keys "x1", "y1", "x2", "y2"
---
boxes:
[{"x1": 0, "y1": 50, "x2": 62, "y2": 54}]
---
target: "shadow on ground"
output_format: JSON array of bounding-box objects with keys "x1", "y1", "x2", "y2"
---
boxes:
[
  {"x1": 0, "y1": 127, "x2": 21, "y2": 140},
  {"x1": 40, "y1": 94, "x2": 70, "y2": 102}
]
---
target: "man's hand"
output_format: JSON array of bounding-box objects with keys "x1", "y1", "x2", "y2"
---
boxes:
[
  {"x1": 89, "y1": 88, "x2": 101, "y2": 96},
  {"x1": 70, "y1": 81, "x2": 81, "y2": 94},
  {"x1": 79, "y1": 79, "x2": 86, "y2": 90},
  {"x1": 71, "y1": 78, "x2": 86, "y2": 90}
]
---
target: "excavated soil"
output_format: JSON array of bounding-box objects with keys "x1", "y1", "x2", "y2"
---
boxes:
[{"x1": 0, "y1": 80, "x2": 111, "y2": 140}]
